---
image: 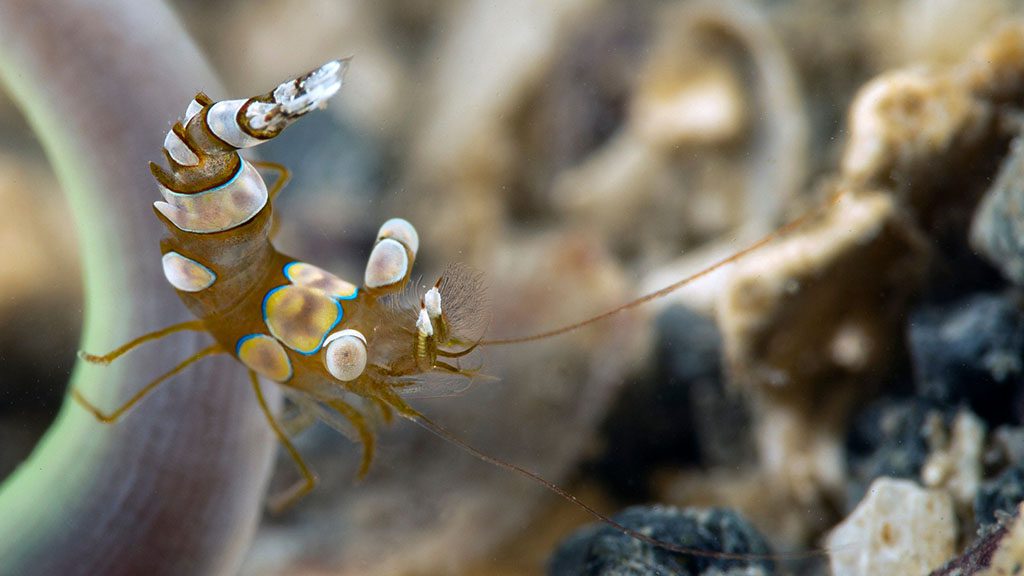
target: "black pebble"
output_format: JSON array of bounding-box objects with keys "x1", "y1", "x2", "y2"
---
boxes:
[
  {"x1": 547, "y1": 506, "x2": 774, "y2": 576},
  {"x1": 845, "y1": 397, "x2": 952, "y2": 508},
  {"x1": 590, "y1": 306, "x2": 753, "y2": 500},
  {"x1": 975, "y1": 465, "x2": 1024, "y2": 531},
  {"x1": 908, "y1": 291, "x2": 1024, "y2": 426}
]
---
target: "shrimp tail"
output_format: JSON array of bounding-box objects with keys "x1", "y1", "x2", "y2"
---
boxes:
[
  {"x1": 200, "y1": 59, "x2": 347, "y2": 151},
  {"x1": 152, "y1": 60, "x2": 347, "y2": 234}
]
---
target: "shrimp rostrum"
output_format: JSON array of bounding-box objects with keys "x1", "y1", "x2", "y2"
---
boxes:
[{"x1": 74, "y1": 60, "x2": 488, "y2": 511}]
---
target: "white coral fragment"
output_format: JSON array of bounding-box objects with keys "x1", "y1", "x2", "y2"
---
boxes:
[
  {"x1": 827, "y1": 478, "x2": 956, "y2": 576},
  {"x1": 921, "y1": 410, "x2": 985, "y2": 508}
]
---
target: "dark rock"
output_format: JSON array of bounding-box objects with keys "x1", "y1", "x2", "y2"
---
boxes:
[
  {"x1": 908, "y1": 291, "x2": 1024, "y2": 426},
  {"x1": 591, "y1": 306, "x2": 753, "y2": 500},
  {"x1": 0, "y1": 295, "x2": 78, "y2": 483},
  {"x1": 975, "y1": 465, "x2": 1024, "y2": 531},
  {"x1": 845, "y1": 397, "x2": 951, "y2": 508},
  {"x1": 547, "y1": 506, "x2": 774, "y2": 576},
  {"x1": 549, "y1": 524, "x2": 605, "y2": 576},
  {"x1": 971, "y1": 137, "x2": 1024, "y2": 287},
  {"x1": 665, "y1": 317, "x2": 755, "y2": 470},
  {"x1": 987, "y1": 426, "x2": 1024, "y2": 471},
  {"x1": 531, "y1": 4, "x2": 651, "y2": 190}
]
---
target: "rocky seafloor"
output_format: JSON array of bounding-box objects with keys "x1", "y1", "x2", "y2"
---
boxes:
[{"x1": 542, "y1": 19, "x2": 1024, "y2": 576}]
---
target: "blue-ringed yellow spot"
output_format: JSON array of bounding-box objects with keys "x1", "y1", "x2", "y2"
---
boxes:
[
  {"x1": 263, "y1": 285, "x2": 342, "y2": 354},
  {"x1": 284, "y1": 261, "x2": 358, "y2": 300},
  {"x1": 236, "y1": 334, "x2": 292, "y2": 382}
]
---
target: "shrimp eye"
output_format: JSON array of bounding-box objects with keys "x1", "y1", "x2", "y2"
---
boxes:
[{"x1": 323, "y1": 329, "x2": 367, "y2": 381}]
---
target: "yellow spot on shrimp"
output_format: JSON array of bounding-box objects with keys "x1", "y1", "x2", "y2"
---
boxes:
[
  {"x1": 237, "y1": 334, "x2": 292, "y2": 382},
  {"x1": 263, "y1": 285, "x2": 342, "y2": 354}
]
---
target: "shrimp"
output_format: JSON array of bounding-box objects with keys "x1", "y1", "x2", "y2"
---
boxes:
[{"x1": 72, "y1": 59, "x2": 832, "y2": 562}]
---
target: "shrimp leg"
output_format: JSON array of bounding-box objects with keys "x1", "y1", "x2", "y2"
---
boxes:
[
  {"x1": 250, "y1": 370, "x2": 319, "y2": 514},
  {"x1": 251, "y1": 160, "x2": 293, "y2": 240},
  {"x1": 78, "y1": 319, "x2": 206, "y2": 365},
  {"x1": 72, "y1": 342, "x2": 222, "y2": 423},
  {"x1": 324, "y1": 398, "x2": 377, "y2": 480},
  {"x1": 251, "y1": 160, "x2": 292, "y2": 202}
]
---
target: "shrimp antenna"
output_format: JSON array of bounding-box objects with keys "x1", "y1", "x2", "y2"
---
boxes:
[
  {"x1": 480, "y1": 193, "x2": 843, "y2": 346},
  {"x1": 402, "y1": 407, "x2": 845, "y2": 561}
]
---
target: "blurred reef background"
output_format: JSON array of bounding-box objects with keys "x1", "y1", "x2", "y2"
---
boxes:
[{"x1": 5, "y1": 0, "x2": 1024, "y2": 574}]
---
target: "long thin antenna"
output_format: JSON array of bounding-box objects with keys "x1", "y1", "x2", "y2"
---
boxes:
[
  {"x1": 480, "y1": 194, "x2": 842, "y2": 346},
  {"x1": 404, "y1": 408, "x2": 842, "y2": 562}
]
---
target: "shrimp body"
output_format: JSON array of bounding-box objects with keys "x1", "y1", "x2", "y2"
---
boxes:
[
  {"x1": 152, "y1": 63, "x2": 365, "y2": 391},
  {"x1": 77, "y1": 61, "x2": 482, "y2": 508}
]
